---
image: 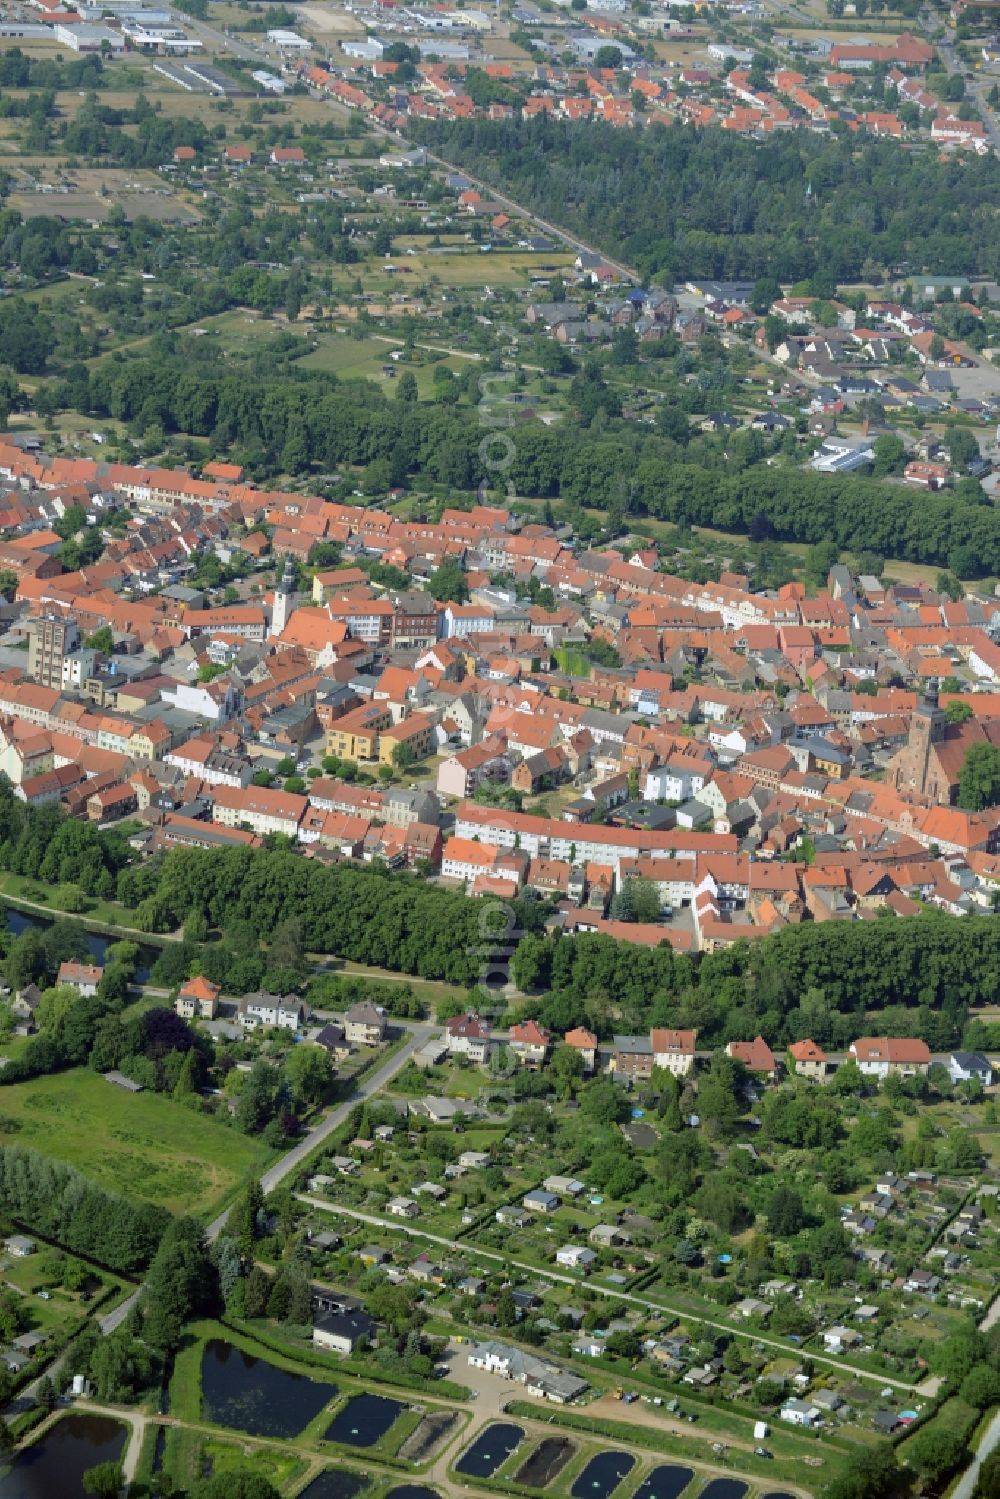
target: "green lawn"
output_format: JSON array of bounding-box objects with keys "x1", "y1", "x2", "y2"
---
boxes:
[
  {"x1": 0, "y1": 1069, "x2": 274, "y2": 1217},
  {"x1": 296, "y1": 333, "x2": 468, "y2": 397}
]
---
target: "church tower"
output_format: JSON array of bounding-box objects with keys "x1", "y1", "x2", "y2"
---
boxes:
[
  {"x1": 270, "y1": 555, "x2": 295, "y2": 638},
  {"x1": 906, "y1": 689, "x2": 946, "y2": 796}
]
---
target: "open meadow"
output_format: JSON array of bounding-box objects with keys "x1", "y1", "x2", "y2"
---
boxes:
[{"x1": 0, "y1": 1068, "x2": 274, "y2": 1218}]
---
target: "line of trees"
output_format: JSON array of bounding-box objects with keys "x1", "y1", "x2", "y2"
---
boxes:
[
  {"x1": 0, "y1": 791, "x2": 994, "y2": 1050},
  {"x1": 34, "y1": 352, "x2": 1000, "y2": 575},
  {"x1": 510, "y1": 912, "x2": 993, "y2": 1049},
  {"x1": 0, "y1": 1146, "x2": 167, "y2": 1272}
]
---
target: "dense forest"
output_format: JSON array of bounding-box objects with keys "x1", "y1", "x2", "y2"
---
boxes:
[
  {"x1": 35, "y1": 350, "x2": 1000, "y2": 575},
  {"x1": 420, "y1": 118, "x2": 1000, "y2": 283}
]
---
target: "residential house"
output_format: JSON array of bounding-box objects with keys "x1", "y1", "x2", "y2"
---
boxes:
[
  {"x1": 509, "y1": 1019, "x2": 551, "y2": 1067},
  {"x1": 237, "y1": 992, "x2": 305, "y2": 1031},
  {"x1": 787, "y1": 1038, "x2": 829, "y2": 1081},
  {"x1": 650, "y1": 1028, "x2": 697, "y2": 1078},
  {"x1": 727, "y1": 1036, "x2": 778, "y2": 1079},
  {"x1": 849, "y1": 1037, "x2": 932, "y2": 1079},
  {"x1": 612, "y1": 1033, "x2": 654, "y2": 1082},
  {"x1": 564, "y1": 1026, "x2": 598, "y2": 1072},
  {"x1": 344, "y1": 1002, "x2": 386, "y2": 1047},
  {"x1": 949, "y1": 1051, "x2": 994, "y2": 1086},
  {"x1": 446, "y1": 1012, "x2": 493, "y2": 1063},
  {"x1": 56, "y1": 961, "x2": 103, "y2": 996},
  {"x1": 175, "y1": 975, "x2": 220, "y2": 1020}
]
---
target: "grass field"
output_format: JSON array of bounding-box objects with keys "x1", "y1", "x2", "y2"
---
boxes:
[{"x1": 0, "y1": 1069, "x2": 274, "y2": 1217}]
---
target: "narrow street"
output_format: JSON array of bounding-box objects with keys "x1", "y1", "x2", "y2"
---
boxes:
[{"x1": 301, "y1": 1196, "x2": 926, "y2": 1393}]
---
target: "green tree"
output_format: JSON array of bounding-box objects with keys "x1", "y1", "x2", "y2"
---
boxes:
[
  {"x1": 946, "y1": 426, "x2": 980, "y2": 471},
  {"x1": 230, "y1": 1179, "x2": 264, "y2": 1260},
  {"x1": 427, "y1": 558, "x2": 469, "y2": 603},
  {"x1": 975, "y1": 1450, "x2": 1000, "y2": 1498},
  {"x1": 580, "y1": 1079, "x2": 627, "y2": 1126},
  {"x1": 143, "y1": 1217, "x2": 218, "y2": 1350},
  {"x1": 36, "y1": 1374, "x2": 57, "y2": 1412},
  {"x1": 872, "y1": 434, "x2": 905, "y2": 477},
  {"x1": 905, "y1": 1424, "x2": 967, "y2": 1484},
  {"x1": 396, "y1": 371, "x2": 417, "y2": 403},
  {"x1": 83, "y1": 1462, "x2": 125, "y2": 1498},
  {"x1": 192, "y1": 1475, "x2": 281, "y2": 1499},
  {"x1": 551, "y1": 1043, "x2": 584, "y2": 1098},
  {"x1": 819, "y1": 1447, "x2": 899, "y2": 1499},
  {"x1": 698, "y1": 1053, "x2": 743, "y2": 1139},
  {"x1": 85, "y1": 625, "x2": 114, "y2": 653},
  {"x1": 284, "y1": 1044, "x2": 331, "y2": 1106},
  {"x1": 958, "y1": 742, "x2": 1000, "y2": 811},
  {"x1": 767, "y1": 1183, "x2": 805, "y2": 1236},
  {"x1": 960, "y1": 1364, "x2": 1000, "y2": 1410}
]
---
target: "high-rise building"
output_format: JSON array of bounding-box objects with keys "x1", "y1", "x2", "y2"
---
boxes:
[{"x1": 26, "y1": 615, "x2": 80, "y2": 690}]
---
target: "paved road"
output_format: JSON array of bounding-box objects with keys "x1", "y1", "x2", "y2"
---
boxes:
[
  {"x1": 302, "y1": 1197, "x2": 923, "y2": 1393},
  {"x1": 100, "y1": 1029, "x2": 429, "y2": 1335},
  {"x1": 206, "y1": 1028, "x2": 427, "y2": 1239},
  {"x1": 918, "y1": 8, "x2": 1000, "y2": 150},
  {"x1": 955, "y1": 1404, "x2": 1000, "y2": 1499}
]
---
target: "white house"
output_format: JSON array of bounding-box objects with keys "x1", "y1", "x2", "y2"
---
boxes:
[
  {"x1": 467, "y1": 1341, "x2": 588, "y2": 1403},
  {"x1": 555, "y1": 1245, "x2": 597, "y2": 1270},
  {"x1": 312, "y1": 1308, "x2": 376, "y2": 1354},
  {"x1": 237, "y1": 992, "x2": 304, "y2": 1031},
  {"x1": 445, "y1": 1012, "x2": 493, "y2": 1063},
  {"x1": 822, "y1": 1326, "x2": 861, "y2": 1354},
  {"x1": 949, "y1": 1052, "x2": 994, "y2": 1086},
  {"x1": 644, "y1": 760, "x2": 707, "y2": 803},
  {"x1": 344, "y1": 1002, "x2": 387, "y2": 1047},
  {"x1": 848, "y1": 1036, "x2": 931, "y2": 1079},
  {"x1": 387, "y1": 1196, "x2": 419, "y2": 1218},
  {"x1": 650, "y1": 1028, "x2": 697, "y2": 1078},
  {"x1": 780, "y1": 1398, "x2": 820, "y2": 1427},
  {"x1": 56, "y1": 962, "x2": 103, "y2": 996}
]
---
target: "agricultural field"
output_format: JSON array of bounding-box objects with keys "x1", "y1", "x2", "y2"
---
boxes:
[{"x1": 0, "y1": 1068, "x2": 274, "y2": 1217}]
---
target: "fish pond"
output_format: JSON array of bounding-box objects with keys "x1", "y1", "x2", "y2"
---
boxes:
[
  {"x1": 455, "y1": 1423, "x2": 524, "y2": 1477},
  {"x1": 0, "y1": 1414, "x2": 127, "y2": 1499},
  {"x1": 299, "y1": 1469, "x2": 373, "y2": 1499},
  {"x1": 571, "y1": 1451, "x2": 636, "y2": 1499},
  {"x1": 515, "y1": 1437, "x2": 576, "y2": 1487},
  {"x1": 325, "y1": 1394, "x2": 406, "y2": 1449},
  {"x1": 632, "y1": 1465, "x2": 694, "y2": 1499},
  {"x1": 699, "y1": 1482, "x2": 748, "y2": 1499},
  {"x1": 200, "y1": 1339, "x2": 335, "y2": 1438}
]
